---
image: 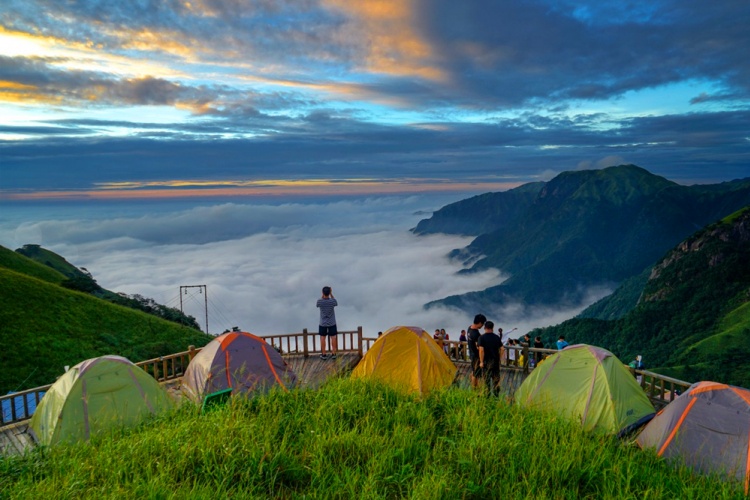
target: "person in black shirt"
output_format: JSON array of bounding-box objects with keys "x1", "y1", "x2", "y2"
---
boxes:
[
  {"x1": 478, "y1": 320, "x2": 504, "y2": 396},
  {"x1": 467, "y1": 314, "x2": 486, "y2": 389},
  {"x1": 533, "y1": 336, "x2": 544, "y2": 365}
]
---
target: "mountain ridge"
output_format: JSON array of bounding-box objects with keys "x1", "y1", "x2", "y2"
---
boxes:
[{"x1": 419, "y1": 165, "x2": 750, "y2": 315}]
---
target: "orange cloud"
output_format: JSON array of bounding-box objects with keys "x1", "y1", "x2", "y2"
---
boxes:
[
  {"x1": 0, "y1": 81, "x2": 37, "y2": 90},
  {"x1": 1, "y1": 178, "x2": 521, "y2": 201},
  {"x1": 119, "y1": 28, "x2": 200, "y2": 61},
  {"x1": 325, "y1": 0, "x2": 446, "y2": 82}
]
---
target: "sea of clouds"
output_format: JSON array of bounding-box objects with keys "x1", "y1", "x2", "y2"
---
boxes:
[{"x1": 0, "y1": 195, "x2": 607, "y2": 340}]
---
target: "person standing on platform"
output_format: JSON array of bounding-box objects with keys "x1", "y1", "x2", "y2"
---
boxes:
[
  {"x1": 533, "y1": 336, "x2": 545, "y2": 365},
  {"x1": 458, "y1": 329, "x2": 467, "y2": 359},
  {"x1": 467, "y1": 314, "x2": 486, "y2": 389},
  {"x1": 478, "y1": 321, "x2": 504, "y2": 396},
  {"x1": 317, "y1": 286, "x2": 338, "y2": 360}
]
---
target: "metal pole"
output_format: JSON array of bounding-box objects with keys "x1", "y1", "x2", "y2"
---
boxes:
[
  {"x1": 203, "y1": 285, "x2": 208, "y2": 334},
  {"x1": 178, "y1": 285, "x2": 209, "y2": 334}
]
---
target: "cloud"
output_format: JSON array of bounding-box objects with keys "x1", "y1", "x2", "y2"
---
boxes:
[
  {"x1": 1, "y1": 107, "x2": 748, "y2": 199},
  {"x1": 1, "y1": 197, "x2": 515, "y2": 336},
  {"x1": 0, "y1": 56, "x2": 258, "y2": 112},
  {"x1": 6, "y1": 199, "x2": 441, "y2": 245},
  {"x1": 3, "y1": 0, "x2": 750, "y2": 111},
  {"x1": 1, "y1": 196, "x2": 620, "y2": 338}
]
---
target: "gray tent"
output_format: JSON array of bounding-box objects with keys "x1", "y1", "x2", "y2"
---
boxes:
[
  {"x1": 182, "y1": 331, "x2": 297, "y2": 403},
  {"x1": 637, "y1": 381, "x2": 750, "y2": 493}
]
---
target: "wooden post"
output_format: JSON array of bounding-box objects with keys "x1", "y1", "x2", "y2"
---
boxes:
[
  {"x1": 188, "y1": 345, "x2": 197, "y2": 361},
  {"x1": 522, "y1": 345, "x2": 529, "y2": 374},
  {"x1": 357, "y1": 326, "x2": 363, "y2": 358},
  {"x1": 303, "y1": 328, "x2": 309, "y2": 357}
]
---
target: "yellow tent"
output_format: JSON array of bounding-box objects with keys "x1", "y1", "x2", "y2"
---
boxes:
[{"x1": 351, "y1": 326, "x2": 456, "y2": 394}]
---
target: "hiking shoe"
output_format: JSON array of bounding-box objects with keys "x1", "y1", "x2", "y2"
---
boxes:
[
  {"x1": 320, "y1": 354, "x2": 328, "y2": 360},
  {"x1": 331, "y1": 353, "x2": 337, "y2": 360}
]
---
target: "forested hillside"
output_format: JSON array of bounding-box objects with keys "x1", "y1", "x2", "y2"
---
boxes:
[
  {"x1": 421, "y1": 165, "x2": 750, "y2": 313},
  {"x1": 412, "y1": 181, "x2": 544, "y2": 237},
  {"x1": 534, "y1": 207, "x2": 750, "y2": 386}
]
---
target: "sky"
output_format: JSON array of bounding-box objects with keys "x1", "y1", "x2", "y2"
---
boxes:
[
  {"x1": 1, "y1": 0, "x2": 750, "y2": 202},
  {"x1": 1, "y1": 1, "x2": 749, "y2": 339}
]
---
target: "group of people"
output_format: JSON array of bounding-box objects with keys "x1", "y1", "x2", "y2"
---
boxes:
[
  {"x1": 314, "y1": 287, "x2": 573, "y2": 395},
  {"x1": 464, "y1": 315, "x2": 573, "y2": 396}
]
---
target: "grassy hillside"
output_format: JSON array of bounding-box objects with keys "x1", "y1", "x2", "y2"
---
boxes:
[
  {"x1": 7, "y1": 244, "x2": 202, "y2": 330},
  {"x1": 664, "y1": 301, "x2": 750, "y2": 383},
  {"x1": 14, "y1": 244, "x2": 88, "y2": 281},
  {"x1": 534, "y1": 206, "x2": 750, "y2": 386},
  {"x1": 1, "y1": 380, "x2": 742, "y2": 498},
  {"x1": 0, "y1": 246, "x2": 66, "y2": 285},
  {"x1": 0, "y1": 268, "x2": 212, "y2": 393}
]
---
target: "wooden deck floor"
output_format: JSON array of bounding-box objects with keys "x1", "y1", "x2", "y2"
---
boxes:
[
  {"x1": 454, "y1": 362, "x2": 527, "y2": 396},
  {"x1": 0, "y1": 421, "x2": 33, "y2": 456}
]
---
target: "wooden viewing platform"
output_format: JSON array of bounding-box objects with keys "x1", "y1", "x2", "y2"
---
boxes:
[{"x1": 1, "y1": 328, "x2": 691, "y2": 457}]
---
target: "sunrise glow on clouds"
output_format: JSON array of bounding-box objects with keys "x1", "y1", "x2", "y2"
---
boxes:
[
  {"x1": 3, "y1": 178, "x2": 522, "y2": 201},
  {"x1": 1, "y1": 0, "x2": 749, "y2": 200}
]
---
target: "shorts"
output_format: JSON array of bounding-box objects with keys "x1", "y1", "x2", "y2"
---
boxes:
[
  {"x1": 471, "y1": 357, "x2": 482, "y2": 378},
  {"x1": 319, "y1": 325, "x2": 338, "y2": 336}
]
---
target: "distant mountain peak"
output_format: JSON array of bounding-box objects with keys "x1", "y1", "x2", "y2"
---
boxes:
[{"x1": 538, "y1": 164, "x2": 676, "y2": 206}]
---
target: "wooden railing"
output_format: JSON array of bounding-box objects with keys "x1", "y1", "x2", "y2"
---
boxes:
[
  {"x1": 0, "y1": 385, "x2": 52, "y2": 425},
  {"x1": 1, "y1": 330, "x2": 687, "y2": 428},
  {"x1": 264, "y1": 327, "x2": 363, "y2": 357},
  {"x1": 635, "y1": 369, "x2": 691, "y2": 407},
  {"x1": 364, "y1": 337, "x2": 557, "y2": 370},
  {"x1": 136, "y1": 345, "x2": 203, "y2": 382},
  {"x1": 1, "y1": 328, "x2": 364, "y2": 427}
]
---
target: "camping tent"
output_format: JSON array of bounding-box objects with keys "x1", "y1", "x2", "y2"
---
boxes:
[
  {"x1": 351, "y1": 326, "x2": 456, "y2": 395},
  {"x1": 514, "y1": 344, "x2": 655, "y2": 436},
  {"x1": 29, "y1": 355, "x2": 174, "y2": 446},
  {"x1": 182, "y1": 331, "x2": 297, "y2": 403},
  {"x1": 637, "y1": 381, "x2": 750, "y2": 493}
]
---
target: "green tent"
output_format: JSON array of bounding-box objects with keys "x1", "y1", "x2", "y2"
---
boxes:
[
  {"x1": 29, "y1": 355, "x2": 174, "y2": 445},
  {"x1": 515, "y1": 344, "x2": 655, "y2": 436}
]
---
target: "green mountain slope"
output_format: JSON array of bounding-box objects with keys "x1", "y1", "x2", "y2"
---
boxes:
[
  {"x1": 12, "y1": 244, "x2": 201, "y2": 329},
  {"x1": 425, "y1": 165, "x2": 750, "y2": 312},
  {"x1": 534, "y1": 206, "x2": 750, "y2": 386},
  {"x1": 0, "y1": 245, "x2": 66, "y2": 285},
  {"x1": 412, "y1": 181, "x2": 544, "y2": 237},
  {"x1": 0, "y1": 267, "x2": 213, "y2": 393}
]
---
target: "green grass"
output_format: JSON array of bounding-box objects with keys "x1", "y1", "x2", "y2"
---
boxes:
[
  {"x1": 688, "y1": 302, "x2": 750, "y2": 355},
  {"x1": 0, "y1": 246, "x2": 66, "y2": 285},
  {"x1": 1, "y1": 379, "x2": 744, "y2": 499},
  {"x1": 0, "y1": 268, "x2": 212, "y2": 393}
]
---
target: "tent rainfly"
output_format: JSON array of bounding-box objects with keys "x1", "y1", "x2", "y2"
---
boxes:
[
  {"x1": 514, "y1": 344, "x2": 655, "y2": 436},
  {"x1": 637, "y1": 381, "x2": 750, "y2": 494},
  {"x1": 351, "y1": 325, "x2": 456, "y2": 395},
  {"x1": 29, "y1": 355, "x2": 174, "y2": 445},
  {"x1": 182, "y1": 331, "x2": 297, "y2": 403}
]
